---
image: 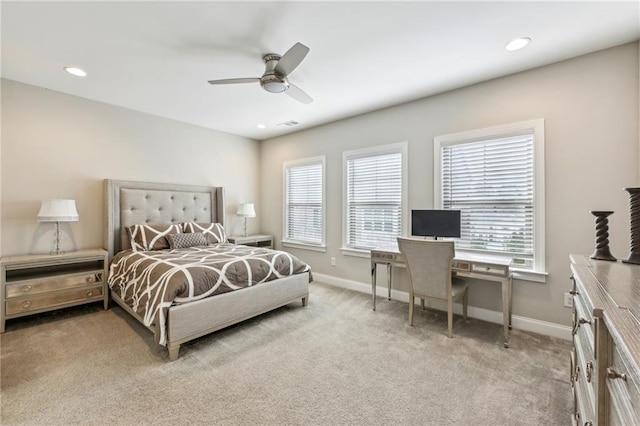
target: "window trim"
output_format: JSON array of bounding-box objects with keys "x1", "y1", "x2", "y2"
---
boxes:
[
  {"x1": 282, "y1": 155, "x2": 327, "y2": 251},
  {"x1": 341, "y1": 141, "x2": 408, "y2": 256},
  {"x1": 433, "y1": 119, "x2": 546, "y2": 281}
]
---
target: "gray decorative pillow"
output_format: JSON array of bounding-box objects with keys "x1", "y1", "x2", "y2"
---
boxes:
[
  {"x1": 127, "y1": 223, "x2": 182, "y2": 252},
  {"x1": 167, "y1": 232, "x2": 208, "y2": 249},
  {"x1": 182, "y1": 222, "x2": 227, "y2": 244}
]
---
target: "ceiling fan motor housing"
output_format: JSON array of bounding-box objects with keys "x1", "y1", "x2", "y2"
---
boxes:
[{"x1": 261, "y1": 54, "x2": 290, "y2": 93}]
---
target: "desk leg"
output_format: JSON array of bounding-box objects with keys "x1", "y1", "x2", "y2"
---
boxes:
[
  {"x1": 371, "y1": 261, "x2": 377, "y2": 311},
  {"x1": 501, "y1": 277, "x2": 512, "y2": 348},
  {"x1": 387, "y1": 264, "x2": 392, "y2": 300},
  {"x1": 508, "y1": 276, "x2": 513, "y2": 330}
]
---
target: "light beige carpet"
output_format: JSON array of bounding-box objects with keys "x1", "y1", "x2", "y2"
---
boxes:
[{"x1": 1, "y1": 281, "x2": 571, "y2": 425}]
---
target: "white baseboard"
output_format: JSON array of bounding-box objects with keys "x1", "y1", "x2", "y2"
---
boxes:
[{"x1": 312, "y1": 272, "x2": 572, "y2": 341}]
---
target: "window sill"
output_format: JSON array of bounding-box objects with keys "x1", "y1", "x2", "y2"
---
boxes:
[
  {"x1": 282, "y1": 241, "x2": 327, "y2": 253},
  {"x1": 340, "y1": 247, "x2": 371, "y2": 258},
  {"x1": 511, "y1": 268, "x2": 548, "y2": 283}
]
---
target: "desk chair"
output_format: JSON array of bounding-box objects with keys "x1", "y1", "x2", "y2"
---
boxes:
[{"x1": 397, "y1": 238, "x2": 468, "y2": 337}]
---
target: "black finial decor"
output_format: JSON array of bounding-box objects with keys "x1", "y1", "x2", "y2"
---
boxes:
[
  {"x1": 623, "y1": 187, "x2": 640, "y2": 265},
  {"x1": 590, "y1": 211, "x2": 617, "y2": 261}
]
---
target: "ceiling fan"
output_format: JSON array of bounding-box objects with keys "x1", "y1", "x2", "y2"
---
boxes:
[{"x1": 207, "y1": 42, "x2": 313, "y2": 104}]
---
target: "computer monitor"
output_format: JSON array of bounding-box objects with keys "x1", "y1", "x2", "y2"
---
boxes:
[{"x1": 411, "y1": 209, "x2": 461, "y2": 239}]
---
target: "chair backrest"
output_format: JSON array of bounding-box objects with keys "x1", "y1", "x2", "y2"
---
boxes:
[{"x1": 397, "y1": 238, "x2": 454, "y2": 300}]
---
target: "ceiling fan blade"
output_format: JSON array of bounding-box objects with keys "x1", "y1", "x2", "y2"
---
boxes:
[
  {"x1": 286, "y1": 83, "x2": 313, "y2": 104},
  {"x1": 207, "y1": 78, "x2": 260, "y2": 85},
  {"x1": 274, "y1": 42, "x2": 310, "y2": 76}
]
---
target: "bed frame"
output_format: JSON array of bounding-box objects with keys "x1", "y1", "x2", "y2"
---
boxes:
[{"x1": 104, "y1": 179, "x2": 310, "y2": 360}]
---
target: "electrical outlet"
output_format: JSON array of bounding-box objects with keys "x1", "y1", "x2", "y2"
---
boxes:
[
  {"x1": 330, "y1": 257, "x2": 336, "y2": 266},
  {"x1": 563, "y1": 293, "x2": 574, "y2": 308}
]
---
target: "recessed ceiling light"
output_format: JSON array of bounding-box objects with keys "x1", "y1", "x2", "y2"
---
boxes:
[
  {"x1": 63, "y1": 67, "x2": 87, "y2": 77},
  {"x1": 505, "y1": 37, "x2": 531, "y2": 52},
  {"x1": 256, "y1": 123, "x2": 267, "y2": 129}
]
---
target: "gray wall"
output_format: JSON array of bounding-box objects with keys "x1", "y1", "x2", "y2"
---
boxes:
[
  {"x1": 1, "y1": 42, "x2": 638, "y2": 328},
  {"x1": 1, "y1": 79, "x2": 261, "y2": 257},
  {"x1": 260, "y1": 42, "x2": 640, "y2": 327}
]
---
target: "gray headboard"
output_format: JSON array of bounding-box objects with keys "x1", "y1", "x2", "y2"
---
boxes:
[{"x1": 104, "y1": 179, "x2": 225, "y2": 259}]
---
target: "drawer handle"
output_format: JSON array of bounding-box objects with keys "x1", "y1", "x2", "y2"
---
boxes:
[
  {"x1": 569, "y1": 290, "x2": 578, "y2": 295},
  {"x1": 606, "y1": 367, "x2": 627, "y2": 382},
  {"x1": 85, "y1": 275, "x2": 95, "y2": 284},
  {"x1": 21, "y1": 300, "x2": 31, "y2": 309},
  {"x1": 86, "y1": 290, "x2": 94, "y2": 297},
  {"x1": 574, "y1": 365, "x2": 580, "y2": 382},
  {"x1": 572, "y1": 317, "x2": 592, "y2": 336},
  {"x1": 21, "y1": 285, "x2": 32, "y2": 293},
  {"x1": 585, "y1": 361, "x2": 593, "y2": 383},
  {"x1": 584, "y1": 421, "x2": 593, "y2": 426}
]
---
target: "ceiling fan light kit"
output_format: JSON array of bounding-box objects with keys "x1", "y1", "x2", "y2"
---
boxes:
[
  {"x1": 260, "y1": 55, "x2": 290, "y2": 93},
  {"x1": 207, "y1": 42, "x2": 313, "y2": 104}
]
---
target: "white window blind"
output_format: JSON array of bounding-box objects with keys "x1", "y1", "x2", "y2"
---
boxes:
[
  {"x1": 284, "y1": 158, "x2": 324, "y2": 246},
  {"x1": 345, "y1": 149, "x2": 404, "y2": 250},
  {"x1": 441, "y1": 134, "x2": 534, "y2": 260}
]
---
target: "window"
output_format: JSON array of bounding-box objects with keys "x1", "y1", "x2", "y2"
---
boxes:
[
  {"x1": 283, "y1": 156, "x2": 326, "y2": 251},
  {"x1": 434, "y1": 120, "x2": 545, "y2": 281},
  {"x1": 343, "y1": 142, "x2": 408, "y2": 255}
]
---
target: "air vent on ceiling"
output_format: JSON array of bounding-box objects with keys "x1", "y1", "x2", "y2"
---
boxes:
[{"x1": 277, "y1": 120, "x2": 299, "y2": 127}]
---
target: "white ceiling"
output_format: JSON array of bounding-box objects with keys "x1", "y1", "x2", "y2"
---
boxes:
[{"x1": 2, "y1": 1, "x2": 639, "y2": 140}]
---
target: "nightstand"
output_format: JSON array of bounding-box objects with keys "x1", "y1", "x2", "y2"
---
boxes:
[
  {"x1": 0, "y1": 249, "x2": 109, "y2": 332},
  {"x1": 228, "y1": 235, "x2": 273, "y2": 249}
]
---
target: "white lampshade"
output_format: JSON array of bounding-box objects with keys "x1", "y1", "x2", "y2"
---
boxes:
[
  {"x1": 237, "y1": 203, "x2": 256, "y2": 218},
  {"x1": 37, "y1": 199, "x2": 79, "y2": 222}
]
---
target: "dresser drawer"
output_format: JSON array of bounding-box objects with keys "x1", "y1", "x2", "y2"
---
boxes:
[
  {"x1": 5, "y1": 271, "x2": 103, "y2": 299},
  {"x1": 574, "y1": 327, "x2": 597, "y2": 418},
  {"x1": 606, "y1": 345, "x2": 640, "y2": 425},
  {"x1": 573, "y1": 296, "x2": 595, "y2": 353},
  {"x1": 574, "y1": 357, "x2": 596, "y2": 426},
  {"x1": 5, "y1": 285, "x2": 103, "y2": 315},
  {"x1": 575, "y1": 325, "x2": 596, "y2": 393}
]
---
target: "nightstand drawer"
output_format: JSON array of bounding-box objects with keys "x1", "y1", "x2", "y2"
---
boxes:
[
  {"x1": 5, "y1": 271, "x2": 104, "y2": 299},
  {"x1": 6, "y1": 285, "x2": 104, "y2": 315}
]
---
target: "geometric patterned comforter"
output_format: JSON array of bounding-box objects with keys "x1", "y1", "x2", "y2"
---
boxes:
[{"x1": 108, "y1": 243, "x2": 312, "y2": 345}]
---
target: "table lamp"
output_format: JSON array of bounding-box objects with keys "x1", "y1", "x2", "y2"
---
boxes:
[
  {"x1": 37, "y1": 199, "x2": 79, "y2": 255},
  {"x1": 237, "y1": 203, "x2": 256, "y2": 237}
]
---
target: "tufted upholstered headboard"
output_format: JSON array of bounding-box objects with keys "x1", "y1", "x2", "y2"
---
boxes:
[{"x1": 104, "y1": 179, "x2": 225, "y2": 259}]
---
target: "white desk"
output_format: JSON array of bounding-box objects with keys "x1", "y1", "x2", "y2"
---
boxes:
[{"x1": 370, "y1": 245, "x2": 513, "y2": 348}]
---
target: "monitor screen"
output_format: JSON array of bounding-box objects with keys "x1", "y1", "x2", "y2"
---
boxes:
[{"x1": 411, "y1": 209, "x2": 461, "y2": 239}]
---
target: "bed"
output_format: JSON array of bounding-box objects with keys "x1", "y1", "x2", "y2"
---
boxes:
[{"x1": 104, "y1": 179, "x2": 311, "y2": 360}]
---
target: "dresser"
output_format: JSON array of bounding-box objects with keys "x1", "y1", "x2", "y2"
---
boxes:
[
  {"x1": 570, "y1": 255, "x2": 640, "y2": 425},
  {"x1": 1, "y1": 249, "x2": 108, "y2": 332}
]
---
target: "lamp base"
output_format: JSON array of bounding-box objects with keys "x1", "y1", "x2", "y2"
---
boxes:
[{"x1": 51, "y1": 221, "x2": 64, "y2": 256}]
